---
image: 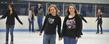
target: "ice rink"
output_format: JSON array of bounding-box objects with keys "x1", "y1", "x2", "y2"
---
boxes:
[
  {"x1": 0, "y1": 16, "x2": 109, "y2": 44},
  {"x1": 0, "y1": 0, "x2": 109, "y2": 44},
  {"x1": 0, "y1": 32, "x2": 109, "y2": 44}
]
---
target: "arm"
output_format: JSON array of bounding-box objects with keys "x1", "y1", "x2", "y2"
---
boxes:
[
  {"x1": 96, "y1": 16, "x2": 99, "y2": 21},
  {"x1": 76, "y1": 16, "x2": 82, "y2": 38},
  {"x1": 15, "y1": 12, "x2": 23, "y2": 25},
  {"x1": 32, "y1": 10, "x2": 35, "y2": 17},
  {"x1": 62, "y1": 16, "x2": 67, "y2": 37},
  {"x1": 0, "y1": 12, "x2": 7, "y2": 20},
  {"x1": 80, "y1": 15, "x2": 87, "y2": 23},
  {"x1": 28, "y1": 10, "x2": 32, "y2": 20},
  {"x1": 40, "y1": 15, "x2": 48, "y2": 33},
  {"x1": 57, "y1": 17, "x2": 62, "y2": 38}
]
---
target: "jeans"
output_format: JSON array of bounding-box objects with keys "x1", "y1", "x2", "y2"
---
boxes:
[
  {"x1": 28, "y1": 19, "x2": 34, "y2": 32},
  {"x1": 6, "y1": 25, "x2": 14, "y2": 42},
  {"x1": 97, "y1": 22, "x2": 103, "y2": 34},
  {"x1": 43, "y1": 34, "x2": 56, "y2": 44},
  {"x1": 64, "y1": 36, "x2": 77, "y2": 44},
  {"x1": 37, "y1": 16, "x2": 43, "y2": 31}
]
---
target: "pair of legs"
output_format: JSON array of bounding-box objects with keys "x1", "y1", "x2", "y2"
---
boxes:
[
  {"x1": 28, "y1": 19, "x2": 34, "y2": 32},
  {"x1": 64, "y1": 36, "x2": 77, "y2": 44},
  {"x1": 43, "y1": 34, "x2": 56, "y2": 44},
  {"x1": 6, "y1": 25, "x2": 14, "y2": 44},
  {"x1": 97, "y1": 22, "x2": 103, "y2": 34},
  {"x1": 37, "y1": 16, "x2": 43, "y2": 31}
]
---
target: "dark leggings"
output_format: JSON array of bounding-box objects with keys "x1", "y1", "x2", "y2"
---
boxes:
[
  {"x1": 97, "y1": 23, "x2": 103, "y2": 34},
  {"x1": 6, "y1": 25, "x2": 14, "y2": 42}
]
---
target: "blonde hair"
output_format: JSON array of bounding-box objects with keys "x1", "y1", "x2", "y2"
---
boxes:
[{"x1": 47, "y1": 4, "x2": 60, "y2": 14}]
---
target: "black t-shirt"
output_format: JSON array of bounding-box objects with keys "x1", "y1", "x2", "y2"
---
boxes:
[{"x1": 40, "y1": 14, "x2": 61, "y2": 37}]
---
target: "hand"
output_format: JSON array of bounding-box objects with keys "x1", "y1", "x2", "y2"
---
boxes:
[
  {"x1": 21, "y1": 23, "x2": 23, "y2": 25},
  {"x1": 59, "y1": 37, "x2": 62, "y2": 40},
  {"x1": 76, "y1": 37, "x2": 79, "y2": 42},
  {"x1": 39, "y1": 33, "x2": 42, "y2": 36},
  {"x1": 85, "y1": 21, "x2": 87, "y2": 23}
]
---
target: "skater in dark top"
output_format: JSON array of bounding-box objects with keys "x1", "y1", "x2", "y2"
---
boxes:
[
  {"x1": 36, "y1": 3, "x2": 44, "y2": 31},
  {"x1": 62, "y1": 4, "x2": 82, "y2": 44},
  {"x1": 39, "y1": 4, "x2": 61, "y2": 44},
  {"x1": 96, "y1": 9, "x2": 103, "y2": 34},
  {"x1": 0, "y1": 3, "x2": 23, "y2": 44}
]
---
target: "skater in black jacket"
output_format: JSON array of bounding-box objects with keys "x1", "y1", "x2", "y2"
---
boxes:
[
  {"x1": 62, "y1": 4, "x2": 82, "y2": 44},
  {"x1": 40, "y1": 4, "x2": 61, "y2": 44},
  {"x1": 0, "y1": 3, "x2": 23, "y2": 44},
  {"x1": 96, "y1": 9, "x2": 103, "y2": 34}
]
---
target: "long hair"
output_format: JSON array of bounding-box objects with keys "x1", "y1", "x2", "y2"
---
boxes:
[
  {"x1": 7, "y1": 3, "x2": 15, "y2": 12},
  {"x1": 66, "y1": 4, "x2": 78, "y2": 15},
  {"x1": 47, "y1": 4, "x2": 60, "y2": 14}
]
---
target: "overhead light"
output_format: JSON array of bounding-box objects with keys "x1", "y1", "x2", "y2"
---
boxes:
[
  {"x1": 5, "y1": 2, "x2": 7, "y2": 3},
  {"x1": 1, "y1": 2, "x2": 3, "y2": 3}
]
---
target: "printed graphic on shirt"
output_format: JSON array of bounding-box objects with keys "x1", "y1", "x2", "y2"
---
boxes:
[
  {"x1": 66, "y1": 18, "x2": 76, "y2": 29},
  {"x1": 48, "y1": 17, "x2": 55, "y2": 24}
]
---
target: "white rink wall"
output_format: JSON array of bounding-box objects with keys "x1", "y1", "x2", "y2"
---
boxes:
[{"x1": 0, "y1": 16, "x2": 109, "y2": 31}]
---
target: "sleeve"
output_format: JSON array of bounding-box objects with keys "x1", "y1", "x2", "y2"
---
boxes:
[
  {"x1": 40, "y1": 15, "x2": 48, "y2": 33},
  {"x1": 0, "y1": 12, "x2": 7, "y2": 19},
  {"x1": 96, "y1": 16, "x2": 99, "y2": 21},
  {"x1": 80, "y1": 15, "x2": 87, "y2": 23},
  {"x1": 15, "y1": 12, "x2": 23, "y2": 25},
  {"x1": 76, "y1": 15, "x2": 82, "y2": 38},
  {"x1": 57, "y1": 16, "x2": 62, "y2": 38},
  {"x1": 61, "y1": 16, "x2": 67, "y2": 37}
]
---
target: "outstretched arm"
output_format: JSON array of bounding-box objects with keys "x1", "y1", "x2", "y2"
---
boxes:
[
  {"x1": 96, "y1": 16, "x2": 99, "y2": 21},
  {"x1": 0, "y1": 13, "x2": 7, "y2": 20},
  {"x1": 15, "y1": 12, "x2": 23, "y2": 25},
  {"x1": 80, "y1": 15, "x2": 87, "y2": 23}
]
